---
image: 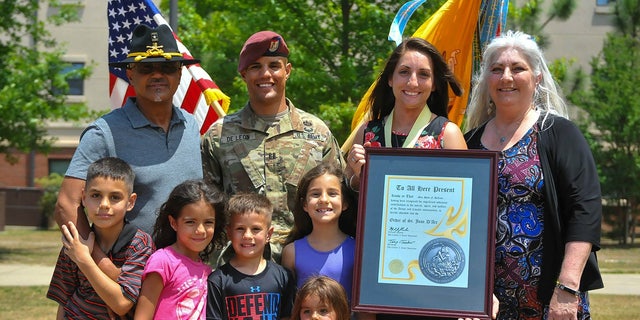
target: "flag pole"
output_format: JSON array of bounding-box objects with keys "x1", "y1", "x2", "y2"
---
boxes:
[{"x1": 169, "y1": 0, "x2": 178, "y2": 32}]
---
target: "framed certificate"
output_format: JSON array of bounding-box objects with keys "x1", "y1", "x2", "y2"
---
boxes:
[{"x1": 352, "y1": 148, "x2": 498, "y2": 319}]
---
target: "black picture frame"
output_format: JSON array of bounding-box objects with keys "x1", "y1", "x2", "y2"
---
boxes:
[{"x1": 352, "y1": 148, "x2": 498, "y2": 319}]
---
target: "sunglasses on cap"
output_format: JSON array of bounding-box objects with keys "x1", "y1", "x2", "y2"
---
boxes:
[{"x1": 128, "y1": 62, "x2": 182, "y2": 74}]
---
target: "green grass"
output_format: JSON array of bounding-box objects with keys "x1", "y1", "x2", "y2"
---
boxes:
[
  {"x1": 0, "y1": 228, "x2": 638, "y2": 319},
  {"x1": 597, "y1": 242, "x2": 640, "y2": 274},
  {"x1": 0, "y1": 228, "x2": 60, "y2": 266},
  {"x1": 590, "y1": 294, "x2": 640, "y2": 319},
  {"x1": 0, "y1": 286, "x2": 58, "y2": 319}
]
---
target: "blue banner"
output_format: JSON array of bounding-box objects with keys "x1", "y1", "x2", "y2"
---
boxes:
[{"x1": 388, "y1": 0, "x2": 428, "y2": 46}]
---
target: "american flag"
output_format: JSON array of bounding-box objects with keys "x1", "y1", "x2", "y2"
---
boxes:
[{"x1": 107, "y1": 0, "x2": 229, "y2": 134}]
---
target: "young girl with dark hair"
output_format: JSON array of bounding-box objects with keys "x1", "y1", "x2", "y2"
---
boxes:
[
  {"x1": 291, "y1": 276, "x2": 351, "y2": 320},
  {"x1": 281, "y1": 163, "x2": 356, "y2": 295},
  {"x1": 135, "y1": 179, "x2": 226, "y2": 320}
]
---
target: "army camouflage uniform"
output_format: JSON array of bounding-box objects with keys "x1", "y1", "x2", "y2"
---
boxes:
[{"x1": 201, "y1": 99, "x2": 345, "y2": 256}]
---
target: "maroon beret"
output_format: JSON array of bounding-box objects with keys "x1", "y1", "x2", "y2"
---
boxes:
[{"x1": 238, "y1": 31, "x2": 289, "y2": 72}]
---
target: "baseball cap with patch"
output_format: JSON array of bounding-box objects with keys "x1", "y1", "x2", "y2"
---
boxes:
[{"x1": 238, "y1": 31, "x2": 289, "y2": 72}]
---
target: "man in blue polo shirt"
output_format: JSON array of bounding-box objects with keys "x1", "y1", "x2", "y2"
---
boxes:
[{"x1": 55, "y1": 24, "x2": 202, "y2": 269}]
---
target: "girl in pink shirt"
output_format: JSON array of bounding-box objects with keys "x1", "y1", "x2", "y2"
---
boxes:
[{"x1": 135, "y1": 180, "x2": 226, "y2": 320}]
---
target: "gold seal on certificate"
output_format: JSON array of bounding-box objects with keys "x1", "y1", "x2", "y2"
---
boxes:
[{"x1": 388, "y1": 259, "x2": 404, "y2": 274}]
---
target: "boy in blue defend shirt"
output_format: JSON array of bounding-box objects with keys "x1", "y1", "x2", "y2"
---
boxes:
[
  {"x1": 207, "y1": 193, "x2": 296, "y2": 320},
  {"x1": 47, "y1": 157, "x2": 154, "y2": 319}
]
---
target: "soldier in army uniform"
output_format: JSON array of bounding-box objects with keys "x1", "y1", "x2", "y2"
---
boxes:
[{"x1": 201, "y1": 30, "x2": 345, "y2": 264}]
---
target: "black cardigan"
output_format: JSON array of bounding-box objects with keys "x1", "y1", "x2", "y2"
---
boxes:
[{"x1": 465, "y1": 113, "x2": 604, "y2": 304}]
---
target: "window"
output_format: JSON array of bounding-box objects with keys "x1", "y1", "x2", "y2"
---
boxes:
[
  {"x1": 62, "y1": 62, "x2": 85, "y2": 96},
  {"x1": 597, "y1": 0, "x2": 615, "y2": 5},
  {"x1": 48, "y1": 159, "x2": 70, "y2": 176},
  {"x1": 595, "y1": 0, "x2": 616, "y2": 14}
]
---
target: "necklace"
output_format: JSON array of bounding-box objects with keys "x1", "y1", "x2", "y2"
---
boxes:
[
  {"x1": 495, "y1": 127, "x2": 517, "y2": 146},
  {"x1": 392, "y1": 131, "x2": 408, "y2": 147},
  {"x1": 495, "y1": 125, "x2": 515, "y2": 145},
  {"x1": 493, "y1": 108, "x2": 535, "y2": 146}
]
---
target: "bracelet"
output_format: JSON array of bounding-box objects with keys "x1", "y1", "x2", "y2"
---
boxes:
[
  {"x1": 555, "y1": 281, "x2": 580, "y2": 296},
  {"x1": 348, "y1": 175, "x2": 359, "y2": 192}
]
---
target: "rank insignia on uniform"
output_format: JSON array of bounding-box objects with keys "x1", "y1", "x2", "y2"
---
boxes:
[{"x1": 269, "y1": 39, "x2": 280, "y2": 52}]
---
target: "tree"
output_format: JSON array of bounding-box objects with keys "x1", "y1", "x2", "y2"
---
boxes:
[
  {"x1": 0, "y1": 0, "x2": 91, "y2": 163},
  {"x1": 572, "y1": 0, "x2": 640, "y2": 244},
  {"x1": 613, "y1": 0, "x2": 640, "y2": 39},
  {"x1": 165, "y1": 0, "x2": 445, "y2": 144},
  {"x1": 573, "y1": 34, "x2": 640, "y2": 244}
]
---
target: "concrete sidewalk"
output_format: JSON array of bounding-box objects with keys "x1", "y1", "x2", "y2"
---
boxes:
[
  {"x1": 0, "y1": 263, "x2": 637, "y2": 295},
  {"x1": 0, "y1": 264, "x2": 54, "y2": 286},
  {"x1": 590, "y1": 273, "x2": 640, "y2": 295}
]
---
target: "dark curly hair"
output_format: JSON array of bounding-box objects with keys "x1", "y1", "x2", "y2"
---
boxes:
[
  {"x1": 369, "y1": 37, "x2": 462, "y2": 121},
  {"x1": 152, "y1": 179, "x2": 227, "y2": 261},
  {"x1": 284, "y1": 163, "x2": 356, "y2": 246}
]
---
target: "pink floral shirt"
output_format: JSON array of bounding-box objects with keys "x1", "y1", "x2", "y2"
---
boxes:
[{"x1": 363, "y1": 116, "x2": 448, "y2": 149}]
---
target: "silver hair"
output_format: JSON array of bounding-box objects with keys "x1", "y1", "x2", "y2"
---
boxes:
[{"x1": 465, "y1": 30, "x2": 568, "y2": 131}]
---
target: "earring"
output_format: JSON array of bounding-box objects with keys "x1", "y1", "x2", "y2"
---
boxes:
[
  {"x1": 487, "y1": 100, "x2": 495, "y2": 115},
  {"x1": 533, "y1": 86, "x2": 541, "y2": 103}
]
